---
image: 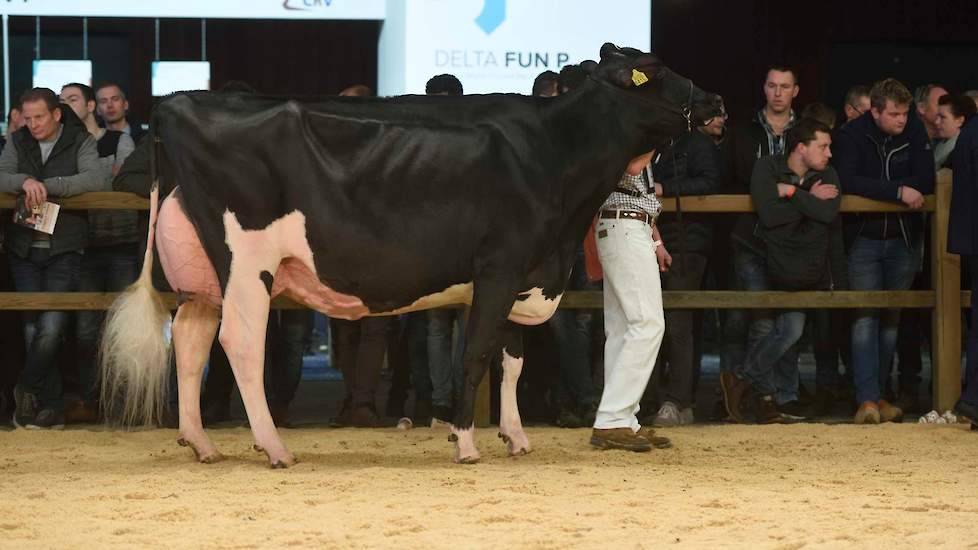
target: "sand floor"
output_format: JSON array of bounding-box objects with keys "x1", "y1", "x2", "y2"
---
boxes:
[{"x1": 1, "y1": 423, "x2": 977, "y2": 549}]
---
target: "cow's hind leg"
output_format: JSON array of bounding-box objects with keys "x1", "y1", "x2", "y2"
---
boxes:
[
  {"x1": 451, "y1": 277, "x2": 520, "y2": 464},
  {"x1": 497, "y1": 321, "x2": 531, "y2": 456},
  {"x1": 173, "y1": 299, "x2": 223, "y2": 463},
  {"x1": 219, "y1": 240, "x2": 294, "y2": 468}
]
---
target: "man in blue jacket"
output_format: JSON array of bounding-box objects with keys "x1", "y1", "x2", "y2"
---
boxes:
[
  {"x1": 833, "y1": 78, "x2": 935, "y2": 424},
  {"x1": 948, "y1": 115, "x2": 978, "y2": 428}
]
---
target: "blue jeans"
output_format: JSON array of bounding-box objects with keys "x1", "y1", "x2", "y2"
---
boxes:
[
  {"x1": 550, "y1": 248, "x2": 599, "y2": 409},
  {"x1": 427, "y1": 308, "x2": 465, "y2": 410},
  {"x1": 963, "y1": 256, "x2": 978, "y2": 406},
  {"x1": 849, "y1": 236, "x2": 921, "y2": 404},
  {"x1": 75, "y1": 243, "x2": 140, "y2": 403},
  {"x1": 9, "y1": 248, "x2": 82, "y2": 411},
  {"x1": 732, "y1": 244, "x2": 800, "y2": 403}
]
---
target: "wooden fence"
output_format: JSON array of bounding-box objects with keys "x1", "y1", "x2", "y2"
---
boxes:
[{"x1": 0, "y1": 170, "x2": 964, "y2": 424}]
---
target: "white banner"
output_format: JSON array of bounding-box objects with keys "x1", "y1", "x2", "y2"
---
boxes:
[
  {"x1": 379, "y1": 0, "x2": 651, "y2": 96},
  {"x1": 0, "y1": 0, "x2": 385, "y2": 20}
]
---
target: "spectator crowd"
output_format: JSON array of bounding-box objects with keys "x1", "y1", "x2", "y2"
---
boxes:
[{"x1": 1, "y1": 61, "x2": 978, "y2": 439}]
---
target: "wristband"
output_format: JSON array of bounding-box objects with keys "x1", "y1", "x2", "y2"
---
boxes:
[{"x1": 785, "y1": 185, "x2": 796, "y2": 199}]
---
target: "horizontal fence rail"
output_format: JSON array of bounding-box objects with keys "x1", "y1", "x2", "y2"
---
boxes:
[{"x1": 0, "y1": 169, "x2": 963, "y2": 414}]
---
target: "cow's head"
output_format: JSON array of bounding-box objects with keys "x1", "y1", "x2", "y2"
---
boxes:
[{"x1": 590, "y1": 43, "x2": 723, "y2": 145}]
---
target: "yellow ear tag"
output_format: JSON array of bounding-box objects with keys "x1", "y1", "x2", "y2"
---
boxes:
[{"x1": 631, "y1": 69, "x2": 649, "y2": 86}]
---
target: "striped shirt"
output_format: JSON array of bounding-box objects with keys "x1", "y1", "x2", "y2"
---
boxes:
[{"x1": 601, "y1": 163, "x2": 662, "y2": 219}]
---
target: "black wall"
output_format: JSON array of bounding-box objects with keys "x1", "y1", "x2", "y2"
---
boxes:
[{"x1": 4, "y1": 2, "x2": 978, "y2": 124}]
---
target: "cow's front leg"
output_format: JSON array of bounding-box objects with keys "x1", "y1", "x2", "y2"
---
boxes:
[
  {"x1": 451, "y1": 277, "x2": 520, "y2": 464},
  {"x1": 219, "y1": 260, "x2": 295, "y2": 468},
  {"x1": 172, "y1": 299, "x2": 223, "y2": 463},
  {"x1": 497, "y1": 320, "x2": 531, "y2": 456}
]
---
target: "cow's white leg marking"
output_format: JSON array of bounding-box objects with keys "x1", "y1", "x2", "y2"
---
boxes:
[
  {"x1": 498, "y1": 347, "x2": 531, "y2": 456},
  {"x1": 450, "y1": 425, "x2": 480, "y2": 464},
  {"x1": 172, "y1": 300, "x2": 223, "y2": 464},
  {"x1": 221, "y1": 211, "x2": 296, "y2": 468}
]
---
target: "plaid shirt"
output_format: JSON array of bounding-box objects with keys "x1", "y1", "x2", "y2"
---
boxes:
[{"x1": 601, "y1": 163, "x2": 662, "y2": 219}]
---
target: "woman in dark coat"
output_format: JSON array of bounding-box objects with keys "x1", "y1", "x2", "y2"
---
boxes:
[{"x1": 948, "y1": 114, "x2": 978, "y2": 426}]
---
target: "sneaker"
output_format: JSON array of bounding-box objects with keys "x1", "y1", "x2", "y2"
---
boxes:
[
  {"x1": 878, "y1": 399, "x2": 903, "y2": 423},
  {"x1": 677, "y1": 407, "x2": 695, "y2": 425},
  {"x1": 777, "y1": 400, "x2": 809, "y2": 422},
  {"x1": 25, "y1": 408, "x2": 65, "y2": 430},
  {"x1": 756, "y1": 395, "x2": 788, "y2": 424},
  {"x1": 589, "y1": 428, "x2": 652, "y2": 452},
  {"x1": 653, "y1": 401, "x2": 681, "y2": 427},
  {"x1": 854, "y1": 401, "x2": 880, "y2": 424},
  {"x1": 430, "y1": 417, "x2": 452, "y2": 429},
  {"x1": 12, "y1": 386, "x2": 39, "y2": 429},
  {"x1": 720, "y1": 372, "x2": 751, "y2": 423}
]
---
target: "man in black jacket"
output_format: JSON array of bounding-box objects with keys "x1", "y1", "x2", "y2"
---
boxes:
[
  {"x1": 721, "y1": 118, "x2": 844, "y2": 423},
  {"x1": 0, "y1": 88, "x2": 102, "y2": 429},
  {"x1": 833, "y1": 77, "x2": 935, "y2": 425},
  {"x1": 648, "y1": 121, "x2": 721, "y2": 426},
  {"x1": 722, "y1": 67, "x2": 801, "y2": 410}
]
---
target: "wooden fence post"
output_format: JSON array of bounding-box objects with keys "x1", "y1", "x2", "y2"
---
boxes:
[{"x1": 931, "y1": 169, "x2": 962, "y2": 411}]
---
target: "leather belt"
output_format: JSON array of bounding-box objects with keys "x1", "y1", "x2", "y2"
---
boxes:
[{"x1": 599, "y1": 209, "x2": 653, "y2": 226}]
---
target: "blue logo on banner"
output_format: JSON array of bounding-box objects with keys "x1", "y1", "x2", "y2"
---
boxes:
[{"x1": 475, "y1": 0, "x2": 506, "y2": 35}]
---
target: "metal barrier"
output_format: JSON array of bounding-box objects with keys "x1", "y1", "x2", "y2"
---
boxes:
[{"x1": 0, "y1": 170, "x2": 962, "y2": 419}]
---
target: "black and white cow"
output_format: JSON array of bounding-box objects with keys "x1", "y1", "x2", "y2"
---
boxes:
[{"x1": 99, "y1": 43, "x2": 722, "y2": 467}]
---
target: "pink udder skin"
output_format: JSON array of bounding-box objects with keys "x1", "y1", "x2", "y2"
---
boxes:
[{"x1": 155, "y1": 195, "x2": 369, "y2": 319}]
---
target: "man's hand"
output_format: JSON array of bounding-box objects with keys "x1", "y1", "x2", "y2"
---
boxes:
[
  {"x1": 655, "y1": 243, "x2": 672, "y2": 272},
  {"x1": 22, "y1": 178, "x2": 47, "y2": 208},
  {"x1": 776, "y1": 183, "x2": 794, "y2": 198},
  {"x1": 654, "y1": 182, "x2": 664, "y2": 197},
  {"x1": 809, "y1": 180, "x2": 839, "y2": 200},
  {"x1": 899, "y1": 186, "x2": 925, "y2": 209}
]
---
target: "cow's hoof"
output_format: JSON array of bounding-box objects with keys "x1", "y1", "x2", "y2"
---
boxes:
[
  {"x1": 498, "y1": 431, "x2": 532, "y2": 457},
  {"x1": 454, "y1": 455, "x2": 480, "y2": 465},
  {"x1": 177, "y1": 437, "x2": 222, "y2": 464}
]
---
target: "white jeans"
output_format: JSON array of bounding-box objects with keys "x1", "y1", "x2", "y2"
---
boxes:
[{"x1": 593, "y1": 217, "x2": 665, "y2": 430}]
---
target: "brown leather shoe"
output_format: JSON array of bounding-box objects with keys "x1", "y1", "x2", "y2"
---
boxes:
[
  {"x1": 636, "y1": 426, "x2": 673, "y2": 449},
  {"x1": 64, "y1": 401, "x2": 99, "y2": 424},
  {"x1": 854, "y1": 401, "x2": 880, "y2": 424},
  {"x1": 590, "y1": 428, "x2": 652, "y2": 452},
  {"x1": 878, "y1": 399, "x2": 903, "y2": 423},
  {"x1": 720, "y1": 372, "x2": 750, "y2": 423}
]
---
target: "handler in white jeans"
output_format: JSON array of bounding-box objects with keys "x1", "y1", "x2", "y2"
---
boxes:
[{"x1": 591, "y1": 152, "x2": 672, "y2": 452}]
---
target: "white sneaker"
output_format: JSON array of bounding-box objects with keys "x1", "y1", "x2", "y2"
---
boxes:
[{"x1": 653, "y1": 401, "x2": 681, "y2": 427}]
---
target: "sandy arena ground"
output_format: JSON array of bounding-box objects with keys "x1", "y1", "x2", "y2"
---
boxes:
[{"x1": 1, "y1": 423, "x2": 977, "y2": 549}]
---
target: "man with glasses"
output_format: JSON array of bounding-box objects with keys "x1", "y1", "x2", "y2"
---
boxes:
[{"x1": 843, "y1": 85, "x2": 871, "y2": 123}]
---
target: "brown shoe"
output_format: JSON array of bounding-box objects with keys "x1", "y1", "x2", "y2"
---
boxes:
[
  {"x1": 636, "y1": 426, "x2": 673, "y2": 449},
  {"x1": 854, "y1": 401, "x2": 880, "y2": 424},
  {"x1": 878, "y1": 399, "x2": 903, "y2": 423},
  {"x1": 64, "y1": 401, "x2": 99, "y2": 424},
  {"x1": 590, "y1": 428, "x2": 652, "y2": 452},
  {"x1": 720, "y1": 372, "x2": 750, "y2": 423}
]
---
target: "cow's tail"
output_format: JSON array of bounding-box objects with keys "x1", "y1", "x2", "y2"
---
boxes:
[{"x1": 99, "y1": 181, "x2": 172, "y2": 427}]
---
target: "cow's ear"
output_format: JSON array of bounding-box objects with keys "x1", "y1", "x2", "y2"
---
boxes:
[
  {"x1": 612, "y1": 68, "x2": 634, "y2": 88},
  {"x1": 600, "y1": 43, "x2": 624, "y2": 61}
]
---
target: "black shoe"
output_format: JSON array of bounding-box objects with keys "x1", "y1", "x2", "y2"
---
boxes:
[
  {"x1": 12, "y1": 386, "x2": 39, "y2": 429},
  {"x1": 895, "y1": 387, "x2": 921, "y2": 415},
  {"x1": 555, "y1": 406, "x2": 583, "y2": 428},
  {"x1": 777, "y1": 400, "x2": 809, "y2": 422},
  {"x1": 954, "y1": 399, "x2": 978, "y2": 427},
  {"x1": 756, "y1": 395, "x2": 788, "y2": 424},
  {"x1": 431, "y1": 404, "x2": 453, "y2": 424},
  {"x1": 579, "y1": 401, "x2": 598, "y2": 427},
  {"x1": 25, "y1": 408, "x2": 65, "y2": 430}
]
